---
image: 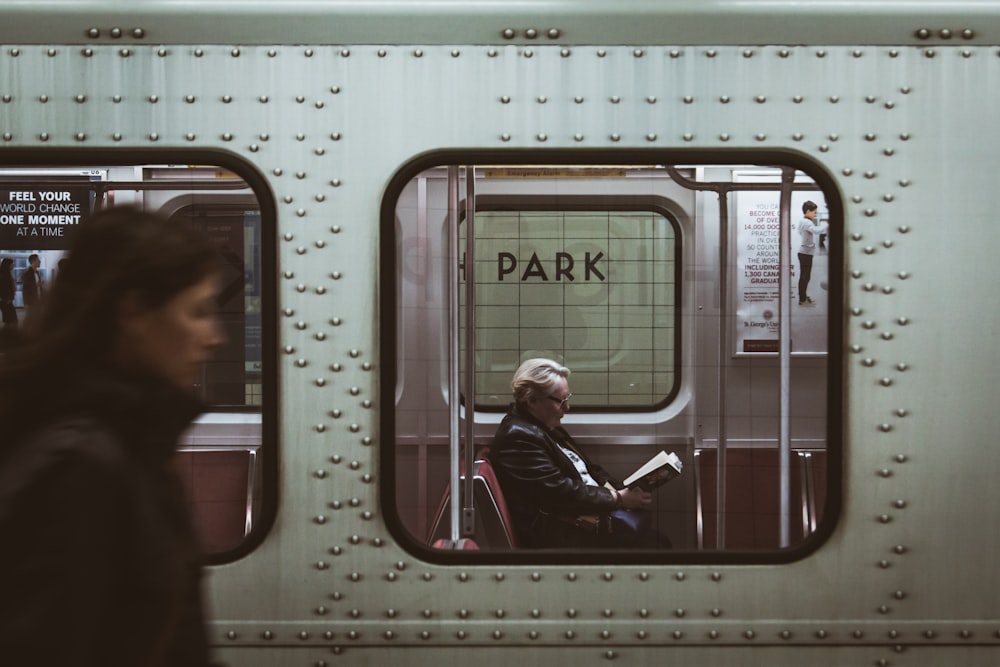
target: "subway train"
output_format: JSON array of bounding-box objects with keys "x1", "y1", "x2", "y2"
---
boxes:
[{"x1": 1, "y1": 1, "x2": 999, "y2": 665}]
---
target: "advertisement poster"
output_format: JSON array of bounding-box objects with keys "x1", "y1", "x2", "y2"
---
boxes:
[
  {"x1": 0, "y1": 187, "x2": 92, "y2": 251},
  {"x1": 734, "y1": 182, "x2": 828, "y2": 356}
]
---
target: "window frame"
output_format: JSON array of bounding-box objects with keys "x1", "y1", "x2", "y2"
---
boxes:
[
  {"x1": 382, "y1": 149, "x2": 844, "y2": 565},
  {"x1": 0, "y1": 148, "x2": 279, "y2": 564}
]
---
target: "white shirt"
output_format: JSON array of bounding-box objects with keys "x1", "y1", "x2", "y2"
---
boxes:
[
  {"x1": 797, "y1": 215, "x2": 829, "y2": 256},
  {"x1": 558, "y1": 445, "x2": 600, "y2": 487}
]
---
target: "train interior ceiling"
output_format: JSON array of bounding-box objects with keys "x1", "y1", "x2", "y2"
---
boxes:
[{"x1": 0, "y1": 159, "x2": 836, "y2": 559}]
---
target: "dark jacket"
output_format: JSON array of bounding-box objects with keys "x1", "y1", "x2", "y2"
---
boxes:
[
  {"x1": 0, "y1": 269, "x2": 15, "y2": 325},
  {"x1": 20, "y1": 265, "x2": 38, "y2": 305},
  {"x1": 489, "y1": 402, "x2": 621, "y2": 547},
  {"x1": 0, "y1": 370, "x2": 211, "y2": 667}
]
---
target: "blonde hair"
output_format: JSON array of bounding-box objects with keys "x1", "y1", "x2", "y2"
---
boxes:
[{"x1": 511, "y1": 358, "x2": 570, "y2": 404}]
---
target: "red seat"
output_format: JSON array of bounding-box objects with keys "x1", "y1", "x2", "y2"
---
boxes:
[
  {"x1": 431, "y1": 538, "x2": 480, "y2": 550},
  {"x1": 426, "y1": 448, "x2": 519, "y2": 549}
]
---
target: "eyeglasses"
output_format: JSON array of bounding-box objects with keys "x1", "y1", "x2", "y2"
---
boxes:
[{"x1": 546, "y1": 393, "x2": 572, "y2": 408}]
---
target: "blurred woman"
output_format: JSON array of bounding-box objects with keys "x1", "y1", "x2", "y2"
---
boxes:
[{"x1": 0, "y1": 206, "x2": 225, "y2": 666}]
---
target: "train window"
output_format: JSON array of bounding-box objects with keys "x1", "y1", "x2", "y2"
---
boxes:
[
  {"x1": 464, "y1": 202, "x2": 680, "y2": 409},
  {"x1": 0, "y1": 159, "x2": 276, "y2": 562},
  {"x1": 385, "y1": 157, "x2": 840, "y2": 562}
]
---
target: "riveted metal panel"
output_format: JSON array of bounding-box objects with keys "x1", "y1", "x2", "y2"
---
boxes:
[
  {"x1": 3, "y1": 4, "x2": 1000, "y2": 664},
  {"x1": 0, "y1": 0, "x2": 999, "y2": 46}
]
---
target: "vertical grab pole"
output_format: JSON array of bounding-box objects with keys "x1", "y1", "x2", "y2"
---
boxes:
[
  {"x1": 716, "y1": 190, "x2": 729, "y2": 549},
  {"x1": 447, "y1": 165, "x2": 461, "y2": 544},
  {"x1": 462, "y1": 166, "x2": 477, "y2": 537},
  {"x1": 779, "y1": 167, "x2": 795, "y2": 548}
]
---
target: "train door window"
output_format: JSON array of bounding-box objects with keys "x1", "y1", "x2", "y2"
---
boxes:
[
  {"x1": 464, "y1": 200, "x2": 680, "y2": 409},
  {"x1": 385, "y1": 157, "x2": 841, "y2": 561},
  {"x1": 0, "y1": 159, "x2": 275, "y2": 562}
]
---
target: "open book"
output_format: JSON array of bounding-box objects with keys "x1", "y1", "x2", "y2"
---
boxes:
[{"x1": 622, "y1": 450, "x2": 683, "y2": 492}]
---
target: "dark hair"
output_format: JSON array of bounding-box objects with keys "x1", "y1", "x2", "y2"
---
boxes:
[
  {"x1": 802, "y1": 200, "x2": 818, "y2": 214},
  {"x1": 0, "y1": 206, "x2": 219, "y2": 439},
  {"x1": 0, "y1": 258, "x2": 12, "y2": 272}
]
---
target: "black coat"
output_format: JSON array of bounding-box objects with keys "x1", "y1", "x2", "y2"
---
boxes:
[
  {"x1": 489, "y1": 403, "x2": 621, "y2": 547},
  {"x1": 0, "y1": 370, "x2": 211, "y2": 667}
]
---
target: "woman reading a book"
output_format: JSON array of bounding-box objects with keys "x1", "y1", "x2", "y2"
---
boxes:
[{"x1": 489, "y1": 358, "x2": 658, "y2": 548}]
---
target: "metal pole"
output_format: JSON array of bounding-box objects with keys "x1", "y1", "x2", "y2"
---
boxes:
[
  {"x1": 716, "y1": 191, "x2": 729, "y2": 549},
  {"x1": 447, "y1": 165, "x2": 461, "y2": 544},
  {"x1": 778, "y1": 167, "x2": 795, "y2": 548},
  {"x1": 462, "y1": 166, "x2": 477, "y2": 537}
]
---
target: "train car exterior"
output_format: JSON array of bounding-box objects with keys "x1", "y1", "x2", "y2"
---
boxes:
[{"x1": 2, "y1": 1, "x2": 1000, "y2": 665}]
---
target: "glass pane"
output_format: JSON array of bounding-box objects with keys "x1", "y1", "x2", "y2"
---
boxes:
[
  {"x1": 0, "y1": 162, "x2": 270, "y2": 560},
  {"x1": 463, "y1": 209, "x2": 678, "y2": 409},
  {"x1": 388, "y1": 160, "x2": 839, "y2": 560}
]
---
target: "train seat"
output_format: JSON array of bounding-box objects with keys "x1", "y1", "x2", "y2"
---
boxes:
[
  {"x1": 431, "y1": 538, "x2": 480, "y2": 550},
  {"x1": 176, "y1": 448, "x2": 258, "y2": 554},
  {"x1": 695, "y1": 447, "x2": 826, "y2": 550},
  {"x1": 426, "y1": 450, "x2": 519, "y2": 549}
]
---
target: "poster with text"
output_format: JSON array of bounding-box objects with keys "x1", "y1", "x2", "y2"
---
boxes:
[
  {"x1": 734, "y1": 187, "x2": 829, "y2": 356},
  {"x1": 0, "y1": 187, "x2": 92, "y2": 251}
]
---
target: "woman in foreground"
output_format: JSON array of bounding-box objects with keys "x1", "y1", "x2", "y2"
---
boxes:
[{"x1": 0, "y1": 206, "x2": 225, "y2": 666}]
